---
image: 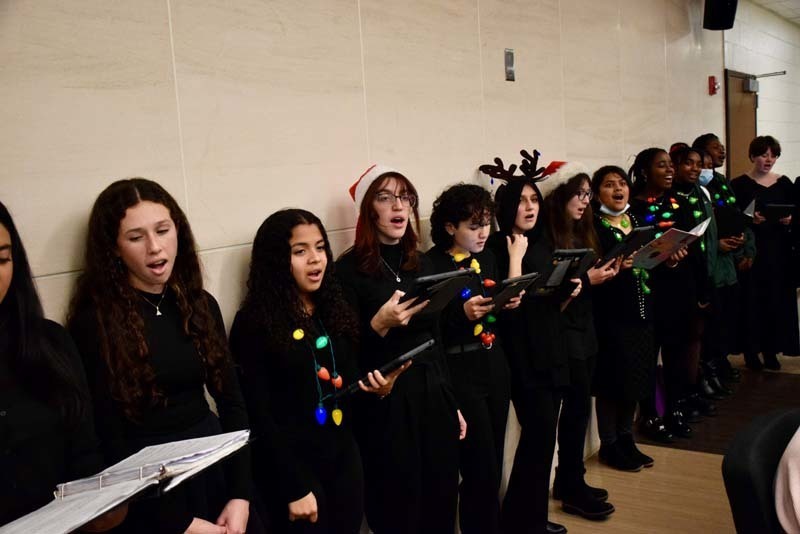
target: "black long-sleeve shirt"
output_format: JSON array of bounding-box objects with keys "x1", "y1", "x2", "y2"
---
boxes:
[
  {"x1": 229, "y1": 312, "x2": 359, "y2": 504},
  {"x1": 69, "y1": 289, "x2": 251, "y2": 532},
  {"x1": 0, "y1": 317, "x2": 103, "y2": 526}
]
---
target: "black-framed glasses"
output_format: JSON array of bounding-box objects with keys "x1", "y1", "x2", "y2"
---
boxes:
[
  {"x1": 576, "y1": 190, "x2": 593, "y2": 201},
  {"x1": 375, "y1": 192, "x2": 417, "y2": 207}
]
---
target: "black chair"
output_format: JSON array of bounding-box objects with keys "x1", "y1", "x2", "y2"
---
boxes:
[{"x1": 722, "y1": 408, "x2": 800, "y2": 533}]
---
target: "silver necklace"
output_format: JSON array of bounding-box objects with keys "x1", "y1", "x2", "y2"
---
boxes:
[
  {"x1": 380, "y1": 252, "x2": 403, "y2": 283},
  {"x1": 140, "y1": 288, "x2": 167, "y2": 316}
]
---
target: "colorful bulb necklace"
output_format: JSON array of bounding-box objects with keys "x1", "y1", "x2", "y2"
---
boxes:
[
  {"x1": 292, "y1": 319, "x2": 344, "y2": 426},
  {"x1": 597, "y1": 213, "x2": 651, "y2": 295},
  {"x1": 675, "y1": 186, "x2": 707, "y2": 252},
  {"x1": 642, "y1": 195, "x2": 678, "y2": 238},
  {"x1": 450, "y1": 253, "x2": 497, "y2": 349}
]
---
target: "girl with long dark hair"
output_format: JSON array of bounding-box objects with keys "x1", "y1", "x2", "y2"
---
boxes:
[
  {"x1": 67, "y1": 178, "x2": 257, "y2": 534},
  {"x1": 0, "y1": 201, "x2": 109, "y2": 527},
  {"x1": 336, "y1": 165, "x2": 465, "y2": 534},
  {"x1": 426, "y1": 184, "x2": 514, "y2": 534},
  {"x1": 230, "y1": 208, "x2": 397, "y2": 533},
  {"x1": 538, "y1": 165, "x2": 617, "y2": 521},
  {"x1": 483, "y1": 159, "x2": 576, "y2": 534}
]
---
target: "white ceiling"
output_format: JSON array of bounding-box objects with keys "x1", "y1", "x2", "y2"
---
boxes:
[{"x1": 750, "y1": 0, "x2": 800, "y2": 26}]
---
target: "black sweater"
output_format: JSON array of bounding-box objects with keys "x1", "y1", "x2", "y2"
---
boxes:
[
  {"x1": 0, "y1": 317, "x2": 103, "y2": 525},
  {"x1": 69, "y1": 289, "x2": 251, "y2": 532},
  {"x1": 229, "y1": 312, "x2": 359, "y2": 504}
]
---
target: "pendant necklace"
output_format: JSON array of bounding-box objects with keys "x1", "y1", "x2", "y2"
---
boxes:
[
  {"x1": 380, "y1": 251, "x2": 403, "y2": 283},
  {"x1": 140, "y1": 288, "x2": 167, "y2": 316}
]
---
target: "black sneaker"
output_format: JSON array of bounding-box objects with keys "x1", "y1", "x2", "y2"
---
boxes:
[
  {"x1": 599, "y1": 442, "x2": 643, "y2": 472},
  {"x1": 664, "y1": 410, "x2": 693, "y2": 438},
  {"x1": 553, "y1": 471, "x2": 609, "y2": 502},
  {"x1": 617, "y1": 434, "x2": 654, "y2": 468}
]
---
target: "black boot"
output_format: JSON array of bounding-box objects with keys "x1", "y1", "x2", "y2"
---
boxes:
[
  {"x1": 560, "y1": 481, "x2": 615, "y2": 520},
  {"x1": 702, "y1": 361, "x2": 733, "y2": 397},
  {"x1": 664, "y1": 409, "x2": 692, "y2": 438},
  {"x1": 617, "y1": 433, "x2": 654, "y2": 468},
  {"x1": 716, "y1": 357, "x2": 741, "y2": 382},
  {"x1": 699, "y1": 376, "x2": 726, "y2": 400},
  {"x1": 744, "y1": 352, "x2": 763, "y2": 370},
  {"x1": 599, "y1": 441, "x2": 643, "y2": 472},
  {"x1": 546, "y1": 521, "x2": 568, "y2": 534},
  {"x1": 686, "y1": 392, "x2": 717, "y2": 417},
  {"x1": 553, "y1": 468, "x2": 609, "y2": 502},
  {"x1": 763, "y1": 353, "x2": 781, "y2": 371},
  {"x1": 639, "y1": 416, "x2": 675, "y2": 443},
  {"x1": 676, "y1": 397, "x2": 702, "y2": 423}
]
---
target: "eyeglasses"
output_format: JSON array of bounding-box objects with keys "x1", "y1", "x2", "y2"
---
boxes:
[
  {"x1": 576, "y1": 190, "x2": 593, "y2": 201},
  {"x1": 375, "y1": 192, "x2": 417, "y2": 207}
]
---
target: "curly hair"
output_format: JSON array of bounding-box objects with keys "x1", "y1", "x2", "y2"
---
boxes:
[
  {"x1": 238, "y1": 209, "x2": 358, "y2": 354},
  {"x1": 429, "y1": 184, "x2": 494, "y2": 249},
  {"x1": 67, "y1": 178, "x2": 228, "y2": 420},
  {"x1": 352, "y1": 172, "x2": 421, "y2": 276},
  {"x1": 0, "y1": 201, "x2": 88, "y2": 426},
  {"x1": 545, "y1": 174, "x2": 600, "y2": 253},
  {"x1": 629, "y1": 147, "x2": 668, "y2": 196}
]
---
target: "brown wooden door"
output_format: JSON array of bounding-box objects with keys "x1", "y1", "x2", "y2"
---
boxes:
[{"x1": 725, "y1": 69, "x2": 757, "y2": 179}]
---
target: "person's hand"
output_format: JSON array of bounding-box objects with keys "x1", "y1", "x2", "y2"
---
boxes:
[
  {"x1": 621, "y1": 256, "x2": 634, "y2": 270},
  {"x1": 698, "y1": 301, "x2": 711, "y2": 310},
  {"x1": 463, "y1": 295, "x2": 493, "y2": 321},
  {"x1": 780, "y1": 214, "x2": 792, "y2": 225},
  {"x1": 370, "y1": 290, "x2": 430, "y2": 336},
  {"x1": 569, "y1": 278, "x2": 582, "y2": 298},
  {"x1": 80, "y1": 504, "x2": 128, "y2": 532},
  {"x1": 719, "y1": 234, "x2": 745, "y2": 252},
  {"x1": 753, "y1": 211, "x2": 766, "y2": 224},
  {"x1": 215, "y1": 499, "x2": 249, "y2": 534},
  {"x1": 359, "y1": 361, "x2": 412, "y2": 398},
  {"x1": 666, "y1": 246, "x2": 688, "y2": 267},
  {"x1": 288, "y1": 492, "x2": 318, "y2": 524},
  {"x1": 586, "y1": 258, "x2": 619, "y2": 286},
  {"x1": 737, "y1": 257, "x2": 754, "y2": 272},
  {"x1": 507, "y1": 234, "x2": 528, "y2": 264},
  {"x1": 457, "y1": 410, "x2": 467, "y2": 440},
  {"x1": 184, "y1": 518, "x2": 226, "y2": 534},
  {"x1": 503, "y1": 292, "x2": 524, "y2": 310}
]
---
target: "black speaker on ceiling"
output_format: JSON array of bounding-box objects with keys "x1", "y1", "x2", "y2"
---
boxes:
[{"x1": 703, "y1": 0, "x2": 738, "y2": 30}]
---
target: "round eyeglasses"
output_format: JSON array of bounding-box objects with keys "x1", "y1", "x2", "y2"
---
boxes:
[{"x1": 375, "y1": 192, "x2": 417, "y2": 207}]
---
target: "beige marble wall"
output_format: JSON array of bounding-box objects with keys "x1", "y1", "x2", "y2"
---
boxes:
[
  {"x1": 1, "y1": 0, "x2": 725, "y2": 325},
  {"x1": 724, "y1": 0, "x2": 800, "y2": 180}
]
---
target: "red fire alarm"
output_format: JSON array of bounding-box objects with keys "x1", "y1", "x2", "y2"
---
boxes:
[{"x1": 708, "y1": 75, "x2": 720, "y2": 95}]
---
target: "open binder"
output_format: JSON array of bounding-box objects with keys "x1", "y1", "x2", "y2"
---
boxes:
[
  {"x1": 0, "y1": 430, "x2": 250, "y2": 534},
  {"x1": 631, "y1": 218, "x2": 711, "y2": 269}
]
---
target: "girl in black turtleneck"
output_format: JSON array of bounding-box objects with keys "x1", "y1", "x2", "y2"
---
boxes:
[
  {"x1": 230, "y1": 209, "x2": 395, "y2": 534},
  {"x1": 485, "y1": 174, "x2": 577, "y2": 534},
  {"x1": 0, "y1": 201, "x2": 113, "y2": 529},
  {"x1": 335, "y1": 165, "x2": 465, "y2": 534},
  {"x1": 67, "y1": 179, "x2": 259, "y2": 534}
]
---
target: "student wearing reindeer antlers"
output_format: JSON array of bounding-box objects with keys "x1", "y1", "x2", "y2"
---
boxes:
[{"x1": 483, "y1": 151, "x2": 574, "y2": 534}]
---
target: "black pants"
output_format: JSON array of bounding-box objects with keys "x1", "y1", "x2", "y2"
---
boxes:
[
  {"x1": 556, "y1": 356, "x2": 595, "y2": 484},
  {"x1": 501, "y1": 384, "x2": 562, "y2": 534},
  {"x1": 596, "y1": 396, "x2": 636, "y2": 445},
  {"x1": 450, "y1": 348, "x2": 510, "y2": 534},
  {"x1": 264, "y1": 436, "x2": 364, "y2": 534},
  {"x1": 357, "y1": 366, "x2": 460, "y2": 534}
]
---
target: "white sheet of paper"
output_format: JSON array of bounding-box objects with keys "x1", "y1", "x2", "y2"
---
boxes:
[{"x1": 632, "y1": 218, "x2": 710, "y2": 269}]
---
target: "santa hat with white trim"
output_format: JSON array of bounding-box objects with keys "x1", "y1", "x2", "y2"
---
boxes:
[
  {"x1": 348, "y1": 164, "x2": 403, "y2": 214},
  {"x1": 536, "y1": 161, "x2": 591, "y2": 199}
]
